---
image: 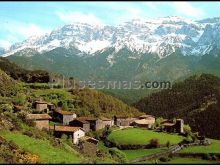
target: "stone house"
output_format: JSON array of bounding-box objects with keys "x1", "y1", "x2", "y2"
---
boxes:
[
  {"x1": 161, "y1": 119, "x2": 184, "y2": 134},
  {"x1": 53, "y1": 110, "x2": 77, "y2": 125},
  {"x1": 131, "y1": 115, "x2": 155, "y2": 128},
  {"x1": 26, "y1": 114, "x2": 52, "y2": 130},
  {"x1": 69, "y1": 118, "x2": 90, "y2": 133},
  {"x1": 70, "y1": 117, "x2": 114, "y2": 132},
  {"x1": 33, "y1": 101, "x2": 48, "y2": 113},
  {"x1": 50, "y1": 125, "x2": 85, "y2": 144},
  {"x1": 114, "y1": 116, "x2": 137, "y2": 126},
  {"x1": 100, "y1": 117, "x2": 114, "y2": 127}
]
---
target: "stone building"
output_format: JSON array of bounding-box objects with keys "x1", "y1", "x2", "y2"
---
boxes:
[
  {"x1": 69, "y1": 118, "x2": 90, "y2": 133},
  {"x1": 33, "y1": 101, "x2": 48, "y2": 112},
  {"x1": 114, "y1": 116, "x2": 137, "y2": 126},
  {"x1": 50, "y1": 125, "x2": 85, "y2": 144},
  {"x1": 53, "y1": 110, "x2": 77, "y2": 125},
  {"x1": 26, "y1": 114, "x2": 52, "y2": 130},
  {"x1": 100, "y1": 117, "x2": 114, "y2": 127},
  {"x1": 131, "y1": 115, "x2": 155, "y2": 128},
  {"x1": 161, "y1": 119, "x2": 184, "y2": 134},
  {"x1": 70, "y1": 117, "x2": 114, "y2": 132}
]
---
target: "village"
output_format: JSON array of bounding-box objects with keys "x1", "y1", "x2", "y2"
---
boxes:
[{"x1": 21, "y1": 99, "x2": 188, "y2": 151}]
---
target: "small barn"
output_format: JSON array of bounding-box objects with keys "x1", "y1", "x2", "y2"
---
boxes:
[
  {"x1": 50, "y1": 125, "x2": 85, "y2": 144},
  {"x1": 33, "y1": 101, "x2": 48, "y2": 112},
  {"x1": 69, "y1": 118, "x2": 90, "y2": 133},
  {"x1": 53, "y1": 110, "x2": 77, "y2": 125},
  {"x1": 26, "y1": 114, "x2": 52, "y2": 130}
]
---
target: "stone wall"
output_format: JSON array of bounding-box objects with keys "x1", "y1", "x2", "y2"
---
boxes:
[
  {"x1": 63, "y1": 115, "x2": 75, "y2": 125},
  {"x1": 36, "y1": 104, "x2": 48, "y2": 112},
  {"x1": 34, "y1": 120, "x2": 49, "y2": 130}
]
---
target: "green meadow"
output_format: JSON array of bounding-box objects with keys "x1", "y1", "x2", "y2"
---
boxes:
[
  {"x1": 107, "y1": 128, "x2": 184, "y2": 145},
  {"x1": 180, "y1": 139, "x2": 220, "y2": 154}
]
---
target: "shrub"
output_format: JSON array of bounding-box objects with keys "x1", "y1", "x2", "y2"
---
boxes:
[
  {"x1": 109, "y1": 148, "x2": 128, "y2": 163},
  {"x1": 159, "y1": 156, "x2": 170, "y2": 162},
  {"x1": 149, "y1": 138, "x2": 160, "y2": 148},
  {"x1": 14, "y1": 93, "x2": 26, "y2": 106},
  {"x1": 166, "y1": 141, "x2": 171, "y2": 148},
  {"x1": 183, "y1": 124, "x2": 192, "y2": 135},
  {"x1": 0, "y1": 104, "x2": 13, "y2": 112},
  {"x1": 203, "y1": 153, "x2": 212, "y2": 160}
]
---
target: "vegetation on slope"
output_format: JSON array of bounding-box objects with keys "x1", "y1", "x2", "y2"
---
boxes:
[
  {"x1": 0, "y1": 57, "x2": 49, "y2": 83},
  {"x1": 0, "y1": 69, "x2": 18, "y2": 97},
  {"x1": 0, "y1": 131, "x2": 81, "y2": 164},
  {"x1": 134, "y1": 74, "x2": 220, "y2": 139},
  {"x1": 30, "y1": 88, "x2": 142, "y2": 118}
]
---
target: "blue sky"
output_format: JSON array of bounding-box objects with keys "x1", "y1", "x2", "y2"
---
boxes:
[{"x1": 1, "y1": 1, "x2": 220, "y2": 48}]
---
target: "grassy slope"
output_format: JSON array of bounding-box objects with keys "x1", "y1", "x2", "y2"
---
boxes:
[
  {"x1": 180, "y1": 139, "x2": 220, "y2": 154},
  {"x1": 164, "y1": 157, "x2": 220, "y2": 164},
  {"x1": 122, "y1": 148, "x2": 167, "y2": 161},
  {"x1": 107, "y1": 128, "x2": 183, "y2": 145},
  {"x1": 0, "y1": 131, "x2": 81, "y2": 164}
]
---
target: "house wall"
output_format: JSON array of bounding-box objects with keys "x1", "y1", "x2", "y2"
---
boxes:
[
  {"x1": 115, "y1": 118, "x2": 137, "y2": 126},
  {"x1": 73, "y1": 129, "x2": 85, "y2": 144},
  {"x1": 34, "y1": 120, "x2": 49, "y2": 130},
  {"x1": 69, "y1": 120, "x2": 90, "y2": 133},
  {"x1": 83, "y1": 123, "x2": 90, "y2": 133},
  {"x1": 36, "y1": 103, "x2": 48, "y2": 112},
  {"x1": 175, "y1": 119, "x2": 184, "y2": 133},
  {"x1": 63, "y1": 114, "x2": 76, "y2": 125}
]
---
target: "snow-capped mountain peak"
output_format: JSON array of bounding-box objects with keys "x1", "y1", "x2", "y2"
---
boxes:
[{"x1": 2, "y1": 16, "x2": 220, "y2": 60}]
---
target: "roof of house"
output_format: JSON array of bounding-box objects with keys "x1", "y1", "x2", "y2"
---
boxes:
[
  {"x1": 13, "y1": 105, "x2": 23, "y2": 111},
  {"x1": 100, "y1": 117, "x2": 112, "y2": 121},
  {"x1": 50, "y1": 125, "x2": 83, "y2": 132},
  {"x1": 139, "y1": 114, "x2": 155, "y2": 119},
  {"x1": 54, "y1": 110, "x2": 75, "y2": 115},
  {"x1": 70, "y1": 118, "x2": 90, "y2": 124},
  {"x1": 79, "y1": 136, "x2": 99, "y2": 144},
  {"x1": 161, "y1": 122, "x2": 175, "y2": 127},
  {"x1": 35, "y1": 101, "x2": 48, "y2": 104},
  {"x1": 77, "y1": 117, "x2": 99, "y2": 121},
  {"x1": 134, "y1": 119, "x2": 155, "y2": 125},
  {"x1": 27, "y1": 114, "x2": 52, "y2": 120}
]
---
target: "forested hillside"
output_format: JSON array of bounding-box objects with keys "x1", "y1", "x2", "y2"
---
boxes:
[
  {"x1": 134, "y1": 74, "x2": 220, "y2": 139},
  {"x1": 0, "y1": 57, "x2": 49, "y2": 83}
]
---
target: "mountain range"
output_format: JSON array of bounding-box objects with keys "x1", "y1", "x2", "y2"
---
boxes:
[{"x1": 1, "y1": 16, "x2": 220, "y2": 82}]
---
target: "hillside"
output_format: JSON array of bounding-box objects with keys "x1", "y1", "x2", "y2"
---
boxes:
[
  {"x1": 0, "y1": 57, "x2": 141, "y2": 118},
  {"x1": 0, "y1": 69, "x2": 18, "y2": 97},
  {"x1": 134, "y1": 74, "x2": 220, "y2": 139},
  {"x1": 0, "y1": 57, "x2": 49, "y2": 83}
]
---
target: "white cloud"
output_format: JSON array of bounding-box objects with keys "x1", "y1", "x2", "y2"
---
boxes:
[
  {"x1": 56, "y1": 11, "x2": 104, "y2": 26},
  {"x1": 1, "y1": 20, "x2": 50, "y2": 48},
  {"x1": 0, "y1": 39, "x2": 11, "y2": 48},
  {"x1": 172, "y1": 2, "x2": 205, "y2": 18}
]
